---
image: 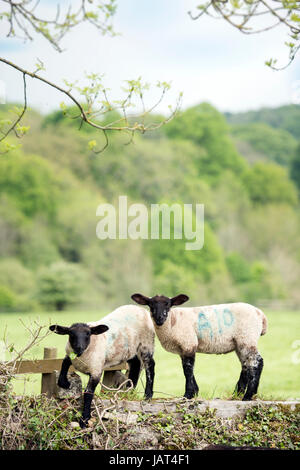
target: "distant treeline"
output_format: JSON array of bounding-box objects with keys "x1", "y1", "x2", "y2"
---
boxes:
[{"x1": 0, "y1": 102, "x2": 299, "y2": 312}]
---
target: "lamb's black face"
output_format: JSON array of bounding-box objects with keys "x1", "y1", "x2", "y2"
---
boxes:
[
  {"x1": 68, "y1": 324, "x2": 94, "y2": 356},
  {"x1": 148, "y1": 296, "x2": 172, "y2": 326},
  {"x1": 131, "y1": 293, "x2": 189, "y2": 327},
  {"x1": 49, "y1": 323, "x2": 109, "y2": 356}
]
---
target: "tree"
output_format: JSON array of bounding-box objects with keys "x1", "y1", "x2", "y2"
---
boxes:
[
  {"x1": 36, "y1": 261, "x2": 87, "y2": 311},
  {"x1": 0, "y1": 149, "x2": 63, "y2": 219},
  {"x1": 243, "y1": 161, "x2": 298, "y2": 205},
  {"x1": 230, "y1": 121, "x2": 298, "y2": 166},
  {"x1": 0, "y1": 285, "x2": 17, "y2": 311},
  {"x1": 0, "y1": 1, "x2": 181, "y2": 152},
  {"x1": 163, "y1": 103, "x2": 246, "y2": 177},
  {"x1": 189, "y1": 1, "x2": 300, "y2": 69}
]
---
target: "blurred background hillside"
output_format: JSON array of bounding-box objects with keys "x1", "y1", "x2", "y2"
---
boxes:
[{"x1": 0, "y1": 102, "x2": 299, "y2": 313}]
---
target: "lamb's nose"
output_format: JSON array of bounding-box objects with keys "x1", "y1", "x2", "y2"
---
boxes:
[{"x1": 75, "y1": 347, "x2": 84, "y2": 356}]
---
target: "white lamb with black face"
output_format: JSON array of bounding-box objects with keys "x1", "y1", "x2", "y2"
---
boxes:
[
  {"x1": 131, "y1": 293, "x2": 267, "y2": 401},
  {"x1": 50, "y1": 305, "x2": 155, "y2": 428}
]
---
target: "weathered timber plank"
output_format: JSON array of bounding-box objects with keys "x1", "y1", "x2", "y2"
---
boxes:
[
  {"x1": 12, "y1": 359, "x2": 73, "y2": 374},
  {"x1": 93, "y1": 398, "x2": 300, "y2": 420},
  {"x1": 8, "y1": 359, "x2": 128, "y2": 375}
]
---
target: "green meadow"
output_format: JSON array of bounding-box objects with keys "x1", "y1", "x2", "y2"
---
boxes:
[{"x1": 1, "y1": 309, "x2": 299, "y2": 400}]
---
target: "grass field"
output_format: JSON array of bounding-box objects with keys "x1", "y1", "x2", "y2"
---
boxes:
[{"x1": 0, "y1": 309, "x2": 299, "y2": 400}]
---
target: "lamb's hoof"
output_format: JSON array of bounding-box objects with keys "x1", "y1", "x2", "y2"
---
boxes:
[
  {"x1": 184, "y1": 392, "x2": 197, "y2": 399},
  {"x1": 242, "y1": 396, "x2": 253, "y2": 401},
  {"x1": 144, "y1": 394, "x2": 153, "y2": 401},
  {"x1": 79, "y1": 417, "x2": 88, "y2": 429}
]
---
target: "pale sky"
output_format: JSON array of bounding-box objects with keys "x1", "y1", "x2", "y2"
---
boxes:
[{"x1": 0, "y1": 0, "x2": 299, "y2": 115}]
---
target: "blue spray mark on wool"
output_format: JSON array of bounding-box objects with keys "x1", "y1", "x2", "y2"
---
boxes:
[
  {"x1": 197, "y1": 308, "x2": 235, "y2": 341},
  {"x1": 223, "y1": 308, "x2": 234, "y2": 327},
  {"x1": 197, "y1": 312, "x2": 213, "y2": 340},
  {"x1": 214, "y1": 308, "x2": 223, "y2": 334},
  {"x1": 102, "y1": 313, "x2": 136, "y2": 358},
  {"x1": 123, "y1": 333, "x2": 129, "y2": 355},
  {"x1": 103, "y1": 328, "x2": 116, "y2": 359}
]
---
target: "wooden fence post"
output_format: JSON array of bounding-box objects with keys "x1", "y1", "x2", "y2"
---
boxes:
[{"x1": 41, "y1": 347, "x2": 57, "y2": 398}]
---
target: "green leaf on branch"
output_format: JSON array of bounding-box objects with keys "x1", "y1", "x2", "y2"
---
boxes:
[{"x1": 88, "y1": 139, "x2": 97, "y2": 150}]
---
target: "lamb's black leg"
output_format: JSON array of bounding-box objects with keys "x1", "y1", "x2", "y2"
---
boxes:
[
  {"x1": 181, "y1": 355, "x2": 198, "y2": 399},
  {"x1": 242, "y1": 355, "x2": 263, "y2": 401},
  {"x1": 80, "y1": 375, "x2": 100, "y2": 428},
  {"x1": 234, "y1": 367, "x2": 247, "y2": 396},
  {"x1": 57, "y1": 355, "x2": 72, "y2": 389},
  {"x1": 141, "y1": 352, "x2": 155, "y2": 400},
  {"x1": 127, "y1": 355, "x2": 141, "y2": 388},
  {"x1": 192, "y1": 375, "x2": 199, "y2": 395}
]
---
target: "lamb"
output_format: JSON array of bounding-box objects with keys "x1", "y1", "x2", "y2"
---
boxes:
[
  {"x1": 49, "y1": 304, "x2": 155, "y2": 428},
  {"x1": 131, "y1": 293, "x2": 267, "y2": 401}
]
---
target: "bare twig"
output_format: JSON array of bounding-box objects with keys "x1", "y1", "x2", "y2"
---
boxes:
[
  {"x1": 0, "y1": 1, "x2": 181, "y2": 151},
  {"x1": 0, "y1": 57, "x2": 182, "y2": 151},
  {"x1": 0, "y1": 318, "x2": 50, "y2": 369},
  {"x1": 0, "y1": 72, "x2": 27, "y2": 142},
  {"x1": 189, "y1": 0, "x2": 300, "y2": 69},
  {"x1": 1, "y1": 0, "x2": 117, "y2": 52},
  {"x1": 92, "y1": 377, "x2": 134, "y2": 448}
]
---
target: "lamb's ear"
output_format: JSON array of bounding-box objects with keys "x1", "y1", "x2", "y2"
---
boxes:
[
  {"x1": 170, "y1": 294, "x2": 189, "y2": 306},
  {"x1": 90, "y1": 324, "x2": 109, "y2": 335},
  {"x1": 49, "y1": 325, "x2": 70, "y2": 335},
  {"x1": 131, "y1": 293, "x2": 150, "y2": 305}
]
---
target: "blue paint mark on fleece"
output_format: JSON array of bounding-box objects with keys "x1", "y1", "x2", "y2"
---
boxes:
[
  {"x1": 197, "y1": 312, "x2": 213, "y2": 340},
  {"x1": 102, "y1": 313, "x2": 136, "y2": 358},
  {"x1": 197, "y1": 308, "x2": 235, "y2": 341},
  {"x1": 223, "y1": 308, "x2": 234, "y2": 327},
  {"x1": 214, "y1": 308, "x2": 223, "y2": 334}
]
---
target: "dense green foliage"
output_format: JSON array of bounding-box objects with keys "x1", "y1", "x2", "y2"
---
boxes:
[
  {"x1": 226, "y1": 105, "x2": 300, "y2": 140},
  {"x1": 35, "y1": 261, "x2": 88, "y2": 311},
  {"x1": 230, "y1": 122, "x2": 298, "y2": 166},
  {"x1": 0, "y1": 102, "x2": 299, "y2": 311},
  {"x1": 242, "y1": 162, "x2": 298, "y2": 205},
  {"x1": 163, "y1": 103, "x2": 247, "y2": 178},
  {"x1": 0, "y1": 151, "x2": 63, "y2": 219}
]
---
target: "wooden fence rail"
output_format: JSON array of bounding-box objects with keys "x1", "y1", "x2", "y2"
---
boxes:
[{"x1": 2, "y1": 347, "x2": 128, "y2": 398}]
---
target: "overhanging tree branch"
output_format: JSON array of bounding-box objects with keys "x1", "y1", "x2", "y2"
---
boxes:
[
  {"x1": 0, "y1": 1, "x2": 182, "y2": 152},
  {"x1": 0, "y1": 71, "x2": 27, "y2": 142},
  {"x1": 1, "y1": 0, "x2": 118, "y2": 52},
  {"x1": 0, "y1": 57, "x2": 182, "y2": 150},
  {"x1": 189, "y1": 1, "x2": 300, "y2": 70}
]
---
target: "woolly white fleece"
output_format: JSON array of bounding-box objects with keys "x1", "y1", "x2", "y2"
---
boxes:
[
  {"x1": 66, "y1": 305, "x2": 155, "y2": 377},
  {"x1": 152, "y1": 302, "x2": 267, "y2": 358}
]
